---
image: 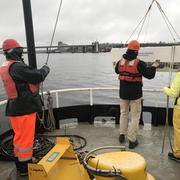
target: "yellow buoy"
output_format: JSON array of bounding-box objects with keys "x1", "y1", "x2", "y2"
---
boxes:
[{"x1": 87, "y1": 151, "x2": 155, "y2": 180}]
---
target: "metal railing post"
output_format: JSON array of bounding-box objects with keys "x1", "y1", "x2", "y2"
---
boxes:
[
  {"x1": 90, "y1": 88, "x2": 93, "y2": 106},
  {"x1": 56, "y1": 92, "x2": 59, "y2": 108}
]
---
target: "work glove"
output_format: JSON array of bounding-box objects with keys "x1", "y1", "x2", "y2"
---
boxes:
[
  {"x1": 41, "y1": 65, "x2": 50, "y2": 77},
  {"x1": 152, "y1": 60, "x2": 160, "y2": 68},
  {"x1": 112, "y1": 61, "x2": 117, "y2": 68}
]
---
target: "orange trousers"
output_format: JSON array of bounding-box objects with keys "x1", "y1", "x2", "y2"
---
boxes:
[{"x1": 9, "y1": 112, "x2": 36, "y2": 162}]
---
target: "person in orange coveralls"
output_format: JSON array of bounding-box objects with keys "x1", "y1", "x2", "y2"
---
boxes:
[{"x1": 0, "y1": 39, "x2": 50, "y2": 176}]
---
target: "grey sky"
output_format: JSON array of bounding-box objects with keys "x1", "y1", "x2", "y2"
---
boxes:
[{"x1": 0, "y1": 0, "x2": 180, "y2": 46}]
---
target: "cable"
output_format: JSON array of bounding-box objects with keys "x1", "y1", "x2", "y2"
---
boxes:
[
  {"x1": 36, "y1": 134, "x2": 87, "y2": 151},
  {"x1": 83, "y1": 146, "x2": 127, "y2": 179},
  {"x1": 40, "y1": 0, "x2": 63, "y2": 119},
  {"x1": 0, "y1": 136, "x2": 54, "y2": 161},
  {"x1": 155, "y1": 0, "x2": 180, "y2": 41},
  {"x1": 0, "y1": 134, "x2": 87, "y2": 161},
  {"x1": 45, "y1": 0, "x2": 63, "y2": 65},
  {"x1": 161, "y1": 46, "x2": 175, "y2": 153},
  {"x1": 125, "y1": 0, "x2": 155, "y2": 44},
  {"x1": 143, "y1": 9, "x2": 151, "y2": 43},
  {"x1": 155, "y1": 1, "x2": 176, "y2": 42},
  {"x1": 123, "y1": 0, "x2": 179, "y2": 154},
  {"x1": 151, "y1": 1, "x2": 178, "y2": 154}
]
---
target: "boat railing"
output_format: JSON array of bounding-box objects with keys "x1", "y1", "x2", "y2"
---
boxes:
[
  {"x1": 0, "y1": 88, "x2": 163, "y2": 108},
  {"x1": 0, "y1": 88, "x2": 173, "y2": 126}
]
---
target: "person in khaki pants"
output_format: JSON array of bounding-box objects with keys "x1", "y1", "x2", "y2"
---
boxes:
[
  {"x1": 164, "y1": 72, "x2": 180, "y2": 163},
  {"x1": 114, "y1": 40, "x2": 159, "y2": 149}
]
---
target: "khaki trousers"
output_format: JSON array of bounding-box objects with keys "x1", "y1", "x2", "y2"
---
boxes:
[
  {"x1": 172, "y1": 107, "x2": 180, "y2": 158},
  {"x1": 119, "y1": 98, "x2": 141, "y2": 142}
]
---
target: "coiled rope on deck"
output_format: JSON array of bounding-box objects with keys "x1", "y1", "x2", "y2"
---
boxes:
[{"x1": 0, "y1": 133, "x2": 87, "y2": 161}]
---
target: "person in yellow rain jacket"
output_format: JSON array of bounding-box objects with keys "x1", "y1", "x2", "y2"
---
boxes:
[{"x1": 163, "y1": 72, "x2": 180, "y2": 163}]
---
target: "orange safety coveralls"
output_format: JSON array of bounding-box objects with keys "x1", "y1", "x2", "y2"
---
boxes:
[{"x1": 10, "y1": 113, "x2": 36, "y2": 161}]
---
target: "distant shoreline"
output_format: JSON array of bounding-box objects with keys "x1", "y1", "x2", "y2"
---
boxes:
[{"x1": 157, "y1": 67, "x2": 179, "y2": 72}]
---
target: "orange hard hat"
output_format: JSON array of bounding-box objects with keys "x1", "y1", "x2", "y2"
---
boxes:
[
  {"x1": 127, "y1": 40, "x2": 140, "y2": 51},
  {"x1": 2, "y1": 39, "x2": 22, "y2": 51}
]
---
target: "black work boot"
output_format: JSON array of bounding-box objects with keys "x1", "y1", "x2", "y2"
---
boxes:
[
  {"x1": 129, "y1": 139, "x2": 138, "y2": 149},
  {"x1": 19, "y1": 159, "x2": 32, "y2": 176},
  {"x1": 119, "y1": 134, "x2": 125, "y2": 143},
  {"x1": 168, "y1": 152, "x2": 180, "y2": 163},
  {"x1": 14, "y1": 157, "x2": 20, "y2": 171}
]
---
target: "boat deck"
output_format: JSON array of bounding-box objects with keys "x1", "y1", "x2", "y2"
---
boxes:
[{"x1": 0, "y1": 120, "x2": 179, "y2": 180}]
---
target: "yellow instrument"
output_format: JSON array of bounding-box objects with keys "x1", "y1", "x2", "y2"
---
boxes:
[
  {"x1": 28, "y1": 137, "x2": 89, "y2": 180},
  {"x1": 28, "y1": 137, "x2": 155, "y2": 180}
]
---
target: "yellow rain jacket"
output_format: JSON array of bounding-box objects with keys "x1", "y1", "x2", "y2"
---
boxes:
[{"x1": 163, "y1": 71, "x2": 180, "y2": 158}]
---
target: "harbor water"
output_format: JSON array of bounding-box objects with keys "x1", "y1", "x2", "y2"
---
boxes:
[{"x1": 0, "y1": 52, "x2": 176, "y2": 133}]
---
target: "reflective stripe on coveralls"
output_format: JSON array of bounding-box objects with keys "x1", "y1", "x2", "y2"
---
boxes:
[
  {"x1": 10, "y1": 112, "x2": 36, "y2": 161},
  {"x1": 14, "y1": 145, "x2": 18, "y2": 157}
]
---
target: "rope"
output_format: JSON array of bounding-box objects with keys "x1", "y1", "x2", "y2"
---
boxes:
[
  {"x1": 40, "y1": 0, "x2": 63, "y2": 116},
  {"x1": 143, "y1": 10, "x2": 151, "y2": 43},
  {"x1": 0, "y1": 136, "x2": 54, "y2": 161},
  {"x1": 45, "y1": 0, "x2": 63, "y2": 65},
  {"x1": 124, "y1": 0, "x2": 180, "y2": 153},
  {"x1": 155, "y1": 1, "x2": 176, "y2": 42},
  {"x1": 37, "y1": 92, "x2": 56, "y2": 132},
  {"x1": 155, "y1": 0, "x2": 180, "y2": 41},
  {"x1": 0, "y1": 134, "x2": 87, "y2": 161},
  {"x1": 36, "y1": 134, "x2": 87, "y2": 151},
  {"x1": 126, "y1": 0, "x2": 180, "y2": 43},
  {"x1": 125, "y1": 0, "x2": 155, "y2": 44},
  {"x1": 161, "y1": 46, "x2": 175, "y2": 153},
  {"x1": 153, "y1": 0, "x2": 178, "y2": 153}
]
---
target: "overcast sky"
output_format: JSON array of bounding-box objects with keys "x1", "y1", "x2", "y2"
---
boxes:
[{"x1": 0, "y1": 0, "x2": 180, "y2": 47}]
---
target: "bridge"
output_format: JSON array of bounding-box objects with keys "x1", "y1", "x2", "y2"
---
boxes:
[
  {"x1": 0, "y1": 41, "x2": 180, "y2": 54},
  {"x1": 0, "y1": 41, "x2": 101, "y2": 54}
]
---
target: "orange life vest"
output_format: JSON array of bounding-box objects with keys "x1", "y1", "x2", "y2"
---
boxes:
[
  {"x1": 118, "y1": 58, "x2": 142, "y2": 83},
  {"x1": 0, "y1": 60, "x2": 40, "y2": 99}
]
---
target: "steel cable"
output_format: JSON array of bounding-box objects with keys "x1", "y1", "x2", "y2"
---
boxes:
[
  {"x1": 155, "y1": 0, "x2": 180, "y2": 41},
  {"x1": 39, "y1": 0, "x2": 63, "y2": 126},
  {"x1": 45, "y1": 0, "x2": 63, "y2": 65},
  {"x1": 125, "y1": 0, "x2": 155, "y2": 44},
  {"x1": 153, "y1": 0, "x2": 178, "y2": 153},
  {"x1": 123, "y1": 0, "x2": 179, "y2": 154}
]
